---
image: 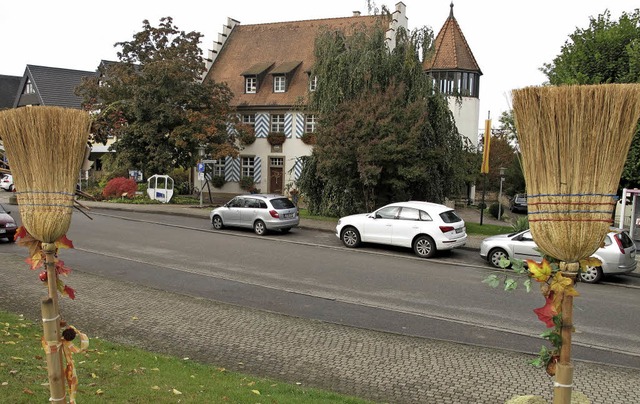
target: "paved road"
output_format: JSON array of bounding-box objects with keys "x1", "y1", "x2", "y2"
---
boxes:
[{"x1": 0, "y1": 197, "x2": 639, "y2": 403}]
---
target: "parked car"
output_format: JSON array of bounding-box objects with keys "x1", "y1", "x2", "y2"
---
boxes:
[
  {"x1": 209, "y1": 194, "x2": 299, "y2": 235},
  {"x1": 0, "y1": 174, "x2": 14, "y2": 192},
  {"x1": 335, "y1": 201, "x2": 467, "y2": 258},
  {"x1": 509, "y1": 194, "x2": 527, "y2": 213},
  {"x1": 479, "y1": 228, "x2": 636, "y2": 283},
  {"x1": 0, "y1": 204, "x2": 17, "y2": 242}
]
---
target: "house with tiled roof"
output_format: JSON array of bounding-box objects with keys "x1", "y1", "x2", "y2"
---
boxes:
[
  {"x1": 423, "y1": 3, "x2": 482, "y2": 149},
  {"x1": 203, "y1": 3, "x2": 408, "y2": 195},
  {"x1": 203, "y1": 2, "x2": 481, "y2": 197},
  {"x1": 0, "y1": 75, "x2": 21, "y2": 110},
  {"x1": 13, "y1": 65, "x2": 96, "y2": 109}
]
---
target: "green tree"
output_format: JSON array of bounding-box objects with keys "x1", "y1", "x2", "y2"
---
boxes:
[
  {"x1": 298, "y1": 24, "x2": 472, "y2": 216},
  {"x1": 541, "y1": 9, "x2": 640, "y2": 187},
  {"x1": 76, "y1": 17, "x2": 237, "y2": 177}
]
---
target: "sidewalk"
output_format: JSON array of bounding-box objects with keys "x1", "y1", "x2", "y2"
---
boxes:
[{"x1": 2, "y1": 197, "x2": 639, "y2": 403}]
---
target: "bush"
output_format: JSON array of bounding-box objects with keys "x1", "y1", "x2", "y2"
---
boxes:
[
  {"x1": 239, "y1": 176, "x2": 255, "y2": 191},
  {"x1": 511, "y1": 215, "x2": 530, "y2": 232},
  {"x1": 267, "y1": 132, "x2": 286, "y2": 145},
  {"x1": 489, "y1": 202, "x2": 507, "y2": 220},
  {"x1": 211, "y1": 175, "x2": 226, "y2": 188},
  {"x1": 102, "y1": 177, "x2": 138, "y2": 199}
]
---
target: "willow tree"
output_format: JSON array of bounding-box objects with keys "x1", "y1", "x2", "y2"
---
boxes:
[{"x1": 297, "y1": 25, "x2": 470, "y2": 216}]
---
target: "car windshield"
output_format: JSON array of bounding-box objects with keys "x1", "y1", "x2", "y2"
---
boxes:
[
  {"x1": 439, "y1": 210, "x2": 461, "y2": 223},
  {"x1": 270, "y1": 198, "x2": 295, "y2": 209}
]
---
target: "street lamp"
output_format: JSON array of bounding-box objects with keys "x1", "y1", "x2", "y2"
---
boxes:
[{"x1": 498, "y1": 167, "x2": 506, "y2": 220}]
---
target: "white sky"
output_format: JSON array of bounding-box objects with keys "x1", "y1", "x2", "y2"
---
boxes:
[{"x1": 1, "y1": 0, "x2": 636, "y2": 129}]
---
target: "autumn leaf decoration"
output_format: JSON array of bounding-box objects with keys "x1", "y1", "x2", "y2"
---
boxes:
[{"x1": 16, "y1": 226, "x2": 77, "y2": 299}]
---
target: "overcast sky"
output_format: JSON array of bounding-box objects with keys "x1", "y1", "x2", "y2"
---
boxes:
[{"x1": 1, "y1": 0, "x2": 636, "y2": 129}]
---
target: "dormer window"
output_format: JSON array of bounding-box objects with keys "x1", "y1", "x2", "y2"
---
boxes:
[
  {"x1": 245, "y1": 76, "x2": 257, "y2": 94},
  {"x1": 309, "y1": 75, "x2": 318, "y2": 92},
  {"x1": 273, "y1": 76, "x2": 286, "y2": 93},
  {"x1": 23, "y1": 79, "x2": 35, "y2": 95}
]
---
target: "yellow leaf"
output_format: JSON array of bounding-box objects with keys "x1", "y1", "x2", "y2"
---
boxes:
[
  {"x1": 251, "y1": 390, "x2": 261, "y2": 395},
  {"x1": 1, "y1": 382, "x2": 8, "y2": 386},
  {"x1": 96, "y1": 389, "x2": 104, "y2": 395},
  {"x1": 91, "y1": 373, "x2": 98, "y2": 379},
  {"x1": 131, "y1": 316, "x2": 138, "y2": 321},
  {"x1": 11, "y1": 357, "x2": 23, "y2": 361},
  {"x1": 172, "y1": 388, "x2": 182, "y2": 395},
  {"x1": 527, "y1": 259, "x2": 552, "y2": 282},
  {"x1": 580, "y1": 257, "x2": 601, "y2": 269},
  {"x1": 150, "y1": 368, "x2": 160, "y2": 371},
  {"x1": 247, "y1": 381, "x2": 255, "y2": 386},
  {"x1": 151, "y1": 386, "x2": 160, "y2": 390}
]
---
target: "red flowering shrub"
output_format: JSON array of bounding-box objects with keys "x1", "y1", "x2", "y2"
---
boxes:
[{"x1": 102, "y1": 177, "x2": 138, "y2": 199}]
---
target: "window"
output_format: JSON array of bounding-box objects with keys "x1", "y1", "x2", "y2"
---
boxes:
[
  {"x1": 212, "y1": 159, "x2": 225, "y2": 177},
  {"x1": 270, "y1": 157, "x2": 284, "y2": 167},
  {"x1": 398, "y1": 207, "x2": 420, "y2": 221},
  {"x1": 375, "y1": 206, "x2": 400, "y2": 219},
  {"x1": 242, "y1": 114, "x2": 256, "y2": 127},
  {"x1": 271, "y1": 114, "x2": 285, "y2": 133},
  {"x1": 309, "y1": 75, "x2": 318, "y2": 92},
  {"x1": 430, "y1": 71, "x2": 479, "y2": 97},
  {"x1": 241, "y1": 156, "x2": 255, "y2": 178},
  {"x1": 273, "y1": 76, "x2": 286, "y2": 93},
  {"x1": 23, "y1": 79, "x2": 35, "y2": 95},
  {"x1": 305, "y1": 114, "x2": 317, "y2": 133},
  {"x1": 419, "y1": 210, "x2": 433, "y2": 221},
  {"x1": 245, "y1": 77, "x2": 257, "y2": 93}
]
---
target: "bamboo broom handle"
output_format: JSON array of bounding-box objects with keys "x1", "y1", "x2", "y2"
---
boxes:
[
  {"x1": 43, "y1": 243, "x2": 59, "y2": 314},
  {"x1": 553, "y1": 262, "x2": 579, "y2": 404},
  {"x1": 41, "y1": 297, "x2": 66, "y2": 403}
]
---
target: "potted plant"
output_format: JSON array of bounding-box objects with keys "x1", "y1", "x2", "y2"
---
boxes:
[
  {"x1": 267, "y1": 132, "x2": 286, "y2": 146},
  {"x1": 210, "y1": 175, "x2": 225, "y2": 189},
  {"x1": 301, "y1": 132, "x2": 316, "y2": 145},
  {"x1": 239, "y1": 176, "x2": 256, "y2": 192}
]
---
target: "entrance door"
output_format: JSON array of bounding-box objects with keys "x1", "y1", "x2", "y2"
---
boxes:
[{"x1": 270, "y1": 167, "x2": 283, "y2": 194}]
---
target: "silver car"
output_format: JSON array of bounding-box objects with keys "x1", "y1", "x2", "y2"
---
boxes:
[
  {"x1": 479, "y1": 229, "x2": 637, "y2": 283},
  {"x1": 209, "y1": 194, "x2": 299, "y2": 235}
]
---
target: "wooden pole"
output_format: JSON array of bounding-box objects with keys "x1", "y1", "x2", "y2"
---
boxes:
[
  {"x1": 553, "y1": 262, "x2": 579, "y2": 404},
  {"x1": 41, "y1": 297, "x2": 66, "y2": 403},
  {"x1": 41, "y1": 242, "x2": 66, "y2": 402}
]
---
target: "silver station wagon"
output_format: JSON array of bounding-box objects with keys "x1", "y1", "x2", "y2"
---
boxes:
[{"x1": 210, "y1": 194, "x2": 299, "y2": 235}]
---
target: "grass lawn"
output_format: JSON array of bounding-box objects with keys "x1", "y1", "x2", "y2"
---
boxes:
[{"x1": 0, "y1": 311, "x2": 373, "y2": 404}]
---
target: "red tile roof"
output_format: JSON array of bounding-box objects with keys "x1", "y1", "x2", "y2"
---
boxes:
[
  {"x1": 423, "y1": 5, "x2": 481, "y2": 74},
  {"x1": 204, "y1": 15, "x2": 387, "y2": 108}
]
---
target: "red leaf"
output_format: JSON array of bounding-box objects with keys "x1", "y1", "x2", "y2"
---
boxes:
[
  {"x1": 55, "y1": 235, "x2": 74, "y2": 249},
  {"x1": 63, "y1": 285, "x2": 76, "y2": 300},
  {"x1": 55, "y1": 260, "x2": 72, "y2": 276},
  {"x1": 15, "y1": 226, "x2": 27, "y2": 240},
  {"x1": 533, "y1": 292, "x2": 557, "y2": 328}
]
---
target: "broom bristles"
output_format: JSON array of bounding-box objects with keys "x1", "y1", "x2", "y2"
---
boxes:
[
  {"x1": 0, "y1": 106, "x2": 91, "y2": 243},
  {"x1": 512, "y1": 84, "x2": 640, "y2": 262}
]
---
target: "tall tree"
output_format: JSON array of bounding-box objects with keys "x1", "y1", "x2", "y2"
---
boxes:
[
  {"x1": 76, "y1": 17, "x2": 237, "y2": 177},
  {"x1": 298, "y1": 25, "x2": 472, "y2": 216},
  {"x1": 541, "y1": 9, "x2": 640, "y2": 187}
]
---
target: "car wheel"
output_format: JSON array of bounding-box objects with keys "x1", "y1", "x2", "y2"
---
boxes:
[
  {"x1": 280, "y1": 228, "x2": 291, "y2": 234},
  {"x1": 212, "y1": 215, "x2": 224, "y2": 230},
  {"x1": 9, "y1": 184, "x2": 14, "y2": 192},
  {"x1": 341, "y1": 226, "x2": 361, "y2": 248},
  {"x1": 488, "y1": 248, "x2": 509, "y2": 268},
  {"x1": 413, "y1": 235, "x2": 436, "y2": 258},
  {"x1": 580, "y1": 265, "x2": 603, "y2": 284},
  {"x1": 253, "y1": 220, "x2": 267, "y2": 236}
]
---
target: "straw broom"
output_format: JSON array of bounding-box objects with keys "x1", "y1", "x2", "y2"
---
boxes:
[
  {"x1": 512, "y1": 84, "x2": 640, "y2": 404},
  {"x1": 0, "y1": 106, "x2": 91, "y2": 403}
]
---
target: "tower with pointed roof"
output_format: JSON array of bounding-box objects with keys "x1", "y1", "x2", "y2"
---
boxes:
[{"x1": 423, "y1": 2, "x2": 482, "y2": 148}]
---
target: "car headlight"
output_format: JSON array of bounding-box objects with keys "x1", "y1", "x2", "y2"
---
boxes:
[{"x1": 5, "y1": 223, "x2": 16, "y2": 228}]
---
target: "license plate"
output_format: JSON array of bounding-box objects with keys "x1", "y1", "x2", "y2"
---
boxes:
[
  {"x1": 0, "y1": 229, "x2": 5, "y2": 234},
  {"x1": 284, "y1": 213, "x2": 293, "y2": 219},
  {"x1": 455, "y1": 227, "x2": 464, "y2": 234}
]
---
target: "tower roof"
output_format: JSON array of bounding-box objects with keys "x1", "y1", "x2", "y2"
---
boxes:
[{"x1": 423, "y1": 3, "x2": 482, "y2": 74}]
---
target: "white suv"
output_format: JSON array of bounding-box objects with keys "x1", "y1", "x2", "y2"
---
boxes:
[
  {"x1": 0, "y1": 174, "x2": 13, "y2": 192},
  {"x1": 336, "y1": 201, "x2": 467, "y2": 258},
  {"x1": 210, "y1": 194, "x2": 299, "y2": 235}
]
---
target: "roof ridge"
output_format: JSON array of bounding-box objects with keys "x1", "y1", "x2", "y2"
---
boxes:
[{"x1": 239, "y1": 14, "x2": 382, "y2": 28}]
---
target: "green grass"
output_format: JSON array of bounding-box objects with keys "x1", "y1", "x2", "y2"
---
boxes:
[
  {"x1": 465, "y1": 222, "x2": 514, "y2": 236},
  {"x1": 0, "y1": 311, "x2": 374, "y2": 404},
  {"x1": 298, "y1": 208, "x2": 338, "y2": 222}
]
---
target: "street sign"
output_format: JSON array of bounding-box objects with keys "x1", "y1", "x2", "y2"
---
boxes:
[
  {"x1": 197, "y1": 162, "x2": 205, "y2": 173},
  {"x1": 198, "y1": 172, "x2": 205, "y2": 181}
]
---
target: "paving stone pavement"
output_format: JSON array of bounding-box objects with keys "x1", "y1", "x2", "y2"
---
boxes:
[{"x1": 1, "y1": 253, "x2": 639, "y2": 404}]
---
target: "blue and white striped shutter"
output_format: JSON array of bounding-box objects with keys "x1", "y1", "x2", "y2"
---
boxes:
[
  {"x1": 225, "y1": 156, "x2": 240, "y2": 182},
  {"x1": 295, "y1": 114, "x2": 304, "y2": 138},
  {"x1": 284, "y1": 113, "x2": 293, "y2": 138},
  {"x1": 293, "y1": 157, "x2": 303, "y2": 181},
  {"x1": 253, "y1": 156, "x2": 262, "y2": 183},
  {"x1": 255, "y1": 113, "x2": 269, "y2": 138}
]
